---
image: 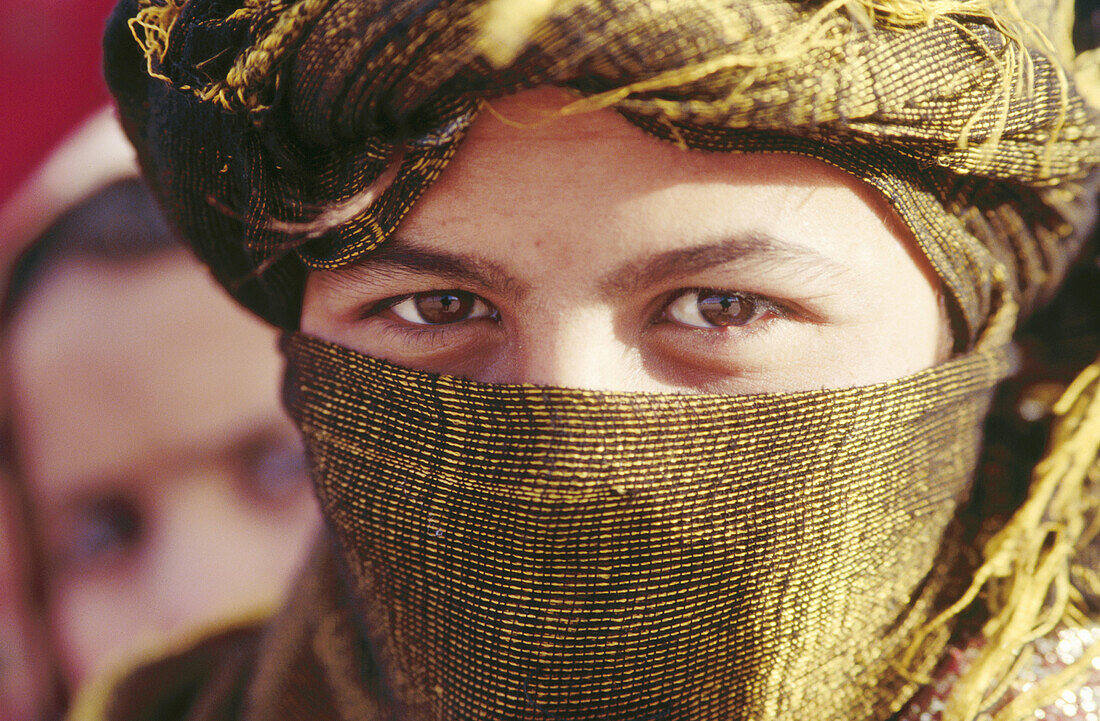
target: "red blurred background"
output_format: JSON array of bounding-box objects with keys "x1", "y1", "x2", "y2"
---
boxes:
[{"x1": 0, "y1": 0, "x2": 118, "y2": 206}]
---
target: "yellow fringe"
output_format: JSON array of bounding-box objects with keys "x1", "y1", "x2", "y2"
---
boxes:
[
  {"x1": 475, "y1": 0, "x2": 578, "y2": 68},
  {"x1": 899, "y1": 358, "x2": 1100, "y2": 721},
  {"x1": 200, "y1": 0, "x2": 332, "y2": 112},
  {"x1": 127, "y1": 0, "x2": 332, "y2": 113},
  {"x1": 128, "y1": 0, "x2": 188, "y2": 83},
  {"x1": 127, "y1": 0, "x2": 1080, "y2": 175},
  {"x1": 1075, "y1": 48, "x2": 1100, "y2": 110}
]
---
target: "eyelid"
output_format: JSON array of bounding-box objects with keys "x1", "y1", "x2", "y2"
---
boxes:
[
  {"x1": 360, "y1": 290, "x2": 498, "y2": 328},
  {"x1": 53, "y1": 493, "x2": 144, "y2": 572},
  {"x1": 654, "y1": 287, "x2": 789, "y2": 326},
  {"x1": 360, "y1": 294, "x2": 412, "y2": 320}
]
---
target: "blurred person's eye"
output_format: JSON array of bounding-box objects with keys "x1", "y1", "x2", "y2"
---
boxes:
[
  {"x1": 53, "y1": 493, "x2": 143, "y2": 573},
  {"x1": 237, "y1": 429, "x2": 310, "y2": 503}
]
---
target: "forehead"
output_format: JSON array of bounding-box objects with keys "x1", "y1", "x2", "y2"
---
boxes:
[
  {"x1": 397, "y1": 89, "x2": 920, "y2": 275},
  {"x1": 8, "y1": 252, "x2": 284, "y2": 498}
]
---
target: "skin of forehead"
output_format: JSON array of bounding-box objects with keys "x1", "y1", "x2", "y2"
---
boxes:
[{"x1": 435, "y1": 89, "x2": 937, "y2": 286}]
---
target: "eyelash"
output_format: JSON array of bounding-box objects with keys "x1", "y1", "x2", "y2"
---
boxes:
[
  {"x1": 361, "y1": 303, "x2": 473, "y2": 354},
  {"x1": 656, "y1": 288, "x2": 788, "y2": 329},
  {"x1": 362, "y1": 288, "x2": 789, "y2": 335},
  {"x1": 361, "y1": 294, "x2": 495, "y2": 329}
]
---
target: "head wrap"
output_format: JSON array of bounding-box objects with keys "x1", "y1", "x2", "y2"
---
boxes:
[
  {"x1": 106, "y1": 0, "x2": 1100, "y2": 340},
  {"x1": 103, "y1": 0, "x2": 1100, "y2": 719}
]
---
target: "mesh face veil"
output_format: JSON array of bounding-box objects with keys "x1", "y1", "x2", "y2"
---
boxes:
[
  {"x1": 101, "y1": 0, "x2": 1100, "y2": 718},
  {"x1": 282, "y1": 332, "x2": 1012, "y2": 720}
]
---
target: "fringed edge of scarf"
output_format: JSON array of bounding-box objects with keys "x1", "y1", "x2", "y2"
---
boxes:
[
  {"x1": 124, "y1": 0, "x2": 1087, "y2": 180},
  {"x1": 127, "y1": 0, "x2": 188, "y2": 85},
  {"x1": 900, "y1": 356, "x2": 1100, "y2": 721},
  {"x1": 128, "y1": 0, "x2": 333, "y2": 113}
]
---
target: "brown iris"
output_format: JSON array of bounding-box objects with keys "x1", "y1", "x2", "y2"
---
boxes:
[
  {"x1": 412, "y1": 291, "x2": 477, "y2": 324},
  {"x1": 696, "y1": 292, "x2": 758, "y2": 326}
]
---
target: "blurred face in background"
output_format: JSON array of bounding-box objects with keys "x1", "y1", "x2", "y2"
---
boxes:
[
  {"x1": 0, "y1": 482, "x2": 55, "y2": 721},
  {"x1": 5, "y1": 248, "x2": 319, "y2": 688}
]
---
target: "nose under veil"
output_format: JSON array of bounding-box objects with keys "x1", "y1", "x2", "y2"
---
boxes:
[{"x1": 101, "y1": 0, "x2": 1100, "y2": 719}]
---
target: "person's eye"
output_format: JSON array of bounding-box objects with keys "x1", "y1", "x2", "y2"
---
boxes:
[
  {"x1": 54, "y1": 494, "x2": 144, "y2": 573},
  {"x1": 661, "y1": 289, "x2": 777, "y2": 329},
  {"x1": 238, "y1": 431, "x2": 310, "y2": 504},
  {"x1": 384, "y1": 291, "x2": 497, "y2": 326}
]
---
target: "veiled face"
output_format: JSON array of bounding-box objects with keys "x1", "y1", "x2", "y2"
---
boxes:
[
  {"x1": 302, "y1": 89, "x2": 949, "y2": 393},
  {"x1": 8, "y1": 251, "x2": 319, "y2": 688}
]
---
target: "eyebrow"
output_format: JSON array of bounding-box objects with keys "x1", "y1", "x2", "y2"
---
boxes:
[
  {"x1": 596, "y1": 231, "x2": 848, "y2": 297},
  {"x1": 347, "y1": 236, "x2": 526, "y2": 296},
  {"x1": 346, "y1": 231, "x2": 846, "y2": 299}
]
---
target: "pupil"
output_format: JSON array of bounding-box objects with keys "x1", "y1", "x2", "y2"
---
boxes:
[
  {"x1": 698, "y1": 292, "x2": 752, "y2": 326},
  {"x1": 415, "y1": 292, "x2": 473, "y2": 324}
]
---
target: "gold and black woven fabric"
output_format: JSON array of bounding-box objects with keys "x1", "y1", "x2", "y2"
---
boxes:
[
  {"x1": 279, "y1": 331, "x2": 1011, "y2": 721},
  {"x1": 104, "y1": 0, "x2": 1100, "y2": 343}
]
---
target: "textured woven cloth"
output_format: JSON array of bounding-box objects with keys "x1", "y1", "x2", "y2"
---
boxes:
[
  {"x1": 279, "y1": 332, "x2": 1010, "y2": 720},
  {"x1": 65, "y1": 540, "x2": 1100, "y2": 721},
  {"x1": 68, "y1": 331, "x2": 1097, "y2": 721},
  {"x1": 98, "y1": 0, "x2": 1100, "y2": 719},
  {"x1": 105, "y1": 0, "x2": 1100, "y2": 339}
]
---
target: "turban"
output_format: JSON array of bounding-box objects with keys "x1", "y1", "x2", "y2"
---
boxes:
[
  {"x1": 101, "y1": 1, "x2": 1100, "y2": 719},
  {"x1": 105, "y1": 0, "x2": 1100, "y2": 341}
]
